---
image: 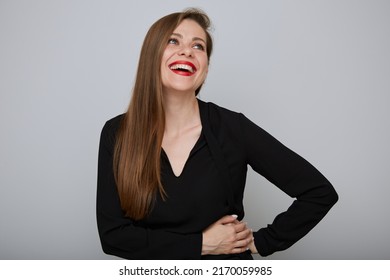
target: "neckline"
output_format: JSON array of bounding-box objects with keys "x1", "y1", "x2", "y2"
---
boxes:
[
  {"x1": 161, "y1": 98, "x2": 208, "y2": 178},
  {"x1": 161, "y1": 129, "x2": 205, "y2": 178}
]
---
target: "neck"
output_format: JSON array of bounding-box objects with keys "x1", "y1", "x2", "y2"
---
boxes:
[{"x1": 163, "y1": 91, "x2": 200, "y2": 134}]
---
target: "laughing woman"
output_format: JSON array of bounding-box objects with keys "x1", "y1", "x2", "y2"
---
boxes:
[{"x1": 96, "y1": 8, "x2": 338, "y2": 260}]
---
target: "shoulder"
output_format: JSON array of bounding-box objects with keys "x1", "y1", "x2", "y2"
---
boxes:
[
  {"x1": 198, "y1": 99, "x2": 243, "y2": 127},
  {"x1": 198, "y1": 99, "x2": 241, "y2": 117},
  {"x1": 99, "y1": 114, "x2": 125, "y2": 146},
  {"x1": 198, "y1": 99, "x2": 272, "y2": 144},
  {"x1": 198, "y1": 99, "x2": 268, "y2": 132},
  {"x1": 198, "y1": 99, "x2": 250, "y2": 149},
  {"x1": 102, "y1": 114, "x2": 124, "y2": 133}
]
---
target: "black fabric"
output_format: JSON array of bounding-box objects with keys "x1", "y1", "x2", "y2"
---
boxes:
[{"x1": 96, "y1": 99, "x2": 338, "y2": 259}]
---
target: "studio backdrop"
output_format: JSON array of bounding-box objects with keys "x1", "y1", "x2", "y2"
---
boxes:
[{"x1": 1, "y1": 0, "x2": 389, "y2": 259}]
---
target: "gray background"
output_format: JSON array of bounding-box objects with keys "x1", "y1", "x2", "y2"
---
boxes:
[{"x1": 1, "y1": 0, "x2": 389, "y2": 259}]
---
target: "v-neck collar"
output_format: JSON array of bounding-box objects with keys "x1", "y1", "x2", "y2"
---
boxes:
[
  {"x1": 161, "y1": 130, "x2": 205, "y2": 178},
  {"x1": 161, "y1": 99, "x2": 207, "y2": 178}
]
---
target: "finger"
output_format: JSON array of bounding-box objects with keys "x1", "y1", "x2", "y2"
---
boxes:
[
  {"x1": 230, "y1": 219, "x2": 241, "y2": 225},
  {"x1": 233, "y1": 221, "x2": 247, "y2": 232},
  {"x1": 233, "y1": 235, "x2": 254, "y2": 250},
  {"x1": 230, "y1": 246, "x2": 250, "y2": 255},
  {"x1": 235, "y1": 228, "x2": 252, "y2": 241},
  {"x1": 218, "y1": 214, "x2": 238, "y2": 225}
]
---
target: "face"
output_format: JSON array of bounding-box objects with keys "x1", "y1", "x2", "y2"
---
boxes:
[{"x1": 161, "y1": 19, "x2": 209, "y2": 95}]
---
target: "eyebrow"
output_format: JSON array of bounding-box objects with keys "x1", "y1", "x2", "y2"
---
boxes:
[{"x1": 171, "y1": 33, "x2": 206, "y2": 44}]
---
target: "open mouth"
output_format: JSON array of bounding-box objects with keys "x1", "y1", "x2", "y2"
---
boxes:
[{"x1": 169, "y1": 61, "x2": 197, "y2": 76}]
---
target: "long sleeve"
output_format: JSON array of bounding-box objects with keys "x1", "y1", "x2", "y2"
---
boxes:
[
  {"x1": 96, "y1": 118, "x2": 202, "y2": 259},
  {"x1": 238, "y1": 113, "x2": 338, "y2": 257}
]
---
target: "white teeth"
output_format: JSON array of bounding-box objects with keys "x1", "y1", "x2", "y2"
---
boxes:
[{"x1": 170, "y1": 64, "x2": 195, "y2": 73}]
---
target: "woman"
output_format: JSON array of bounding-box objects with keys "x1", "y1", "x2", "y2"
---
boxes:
[{"x1": 96, "y1": 8, "x2": 338, "y2": 260}]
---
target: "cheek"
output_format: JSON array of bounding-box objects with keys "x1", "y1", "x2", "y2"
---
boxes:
[
  {"x1": 200, "y1": 60, "x2": 209, "y2": 77},
  {"x1": 160, "y1": 54, "x2": 172, "y2": 79},
  {"x1": 163, "y1": 45, "x2": 176, "y2": 58},
  {"x1": 200, "y1": 55, "x2": 209, "y2": 71}
]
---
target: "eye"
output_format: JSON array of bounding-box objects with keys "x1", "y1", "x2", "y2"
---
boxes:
[
  {"x1": 168, "y1": 38, "x2": 179, "y2": 45},
  {"x1": 193, "y1": 43, "x2": 205, "y2": 51}
]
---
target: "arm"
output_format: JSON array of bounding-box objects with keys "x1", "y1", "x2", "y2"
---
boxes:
[
  {"x1": 96, "y1": 120, "x2": 201, "y2": 259},
  {"x1": 239, "y1": 114, "x2": 338, "y2": 257}
]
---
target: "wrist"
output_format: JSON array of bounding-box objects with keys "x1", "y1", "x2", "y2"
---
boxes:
[
  {"x1": 201, "y1": 232, "x2": 215, "y2": 255},
  {"x1": 249, "y1": 238, "x2": 258, "y2": 254}
]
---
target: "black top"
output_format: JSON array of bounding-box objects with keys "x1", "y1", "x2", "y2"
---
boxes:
[
  {"x1": 96, "y1": 99, "x2": 338, "y2": 259},
  {"x1": 148, "y1": 132, "x2": 227, "y2": 234}
]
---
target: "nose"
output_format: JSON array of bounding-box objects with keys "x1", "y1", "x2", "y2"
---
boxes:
[{"x1": 178, "y1": 46, "x2": 193, "y2": 57}]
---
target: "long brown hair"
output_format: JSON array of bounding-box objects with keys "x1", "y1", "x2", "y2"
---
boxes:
[{"x1": 113, "y1": 8, "x2": 213, "y2": 220}]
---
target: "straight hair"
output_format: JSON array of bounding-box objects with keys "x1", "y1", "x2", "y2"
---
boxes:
[{"x1": 113, "y1": 8, "x2": 213, "y2": 220}]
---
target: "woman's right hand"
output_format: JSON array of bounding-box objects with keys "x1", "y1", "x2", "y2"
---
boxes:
[{"x1": 201, "y1": 215, "x2": 253, "y2": 255}]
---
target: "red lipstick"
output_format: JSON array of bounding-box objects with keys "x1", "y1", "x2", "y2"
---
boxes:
[{"x1": 168, "y1": 61, "x2": 197, "y2": 76}]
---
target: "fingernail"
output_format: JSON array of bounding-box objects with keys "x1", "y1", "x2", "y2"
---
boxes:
[{"x1": 231, "y1": 214, "x2": 238, "y2": 219}]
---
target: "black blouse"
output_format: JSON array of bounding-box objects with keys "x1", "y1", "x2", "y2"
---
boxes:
[
  {"x1": 146, "y1": 132, "x2": 228, "y2": 233},
  {"x1": 96, "y1": 99, "x2": 338, "y2": 259}
]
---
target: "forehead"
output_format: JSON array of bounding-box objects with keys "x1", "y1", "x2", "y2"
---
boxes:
[{"x1": 173, "y1": 19, "x2": 206, "y2": 40}]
